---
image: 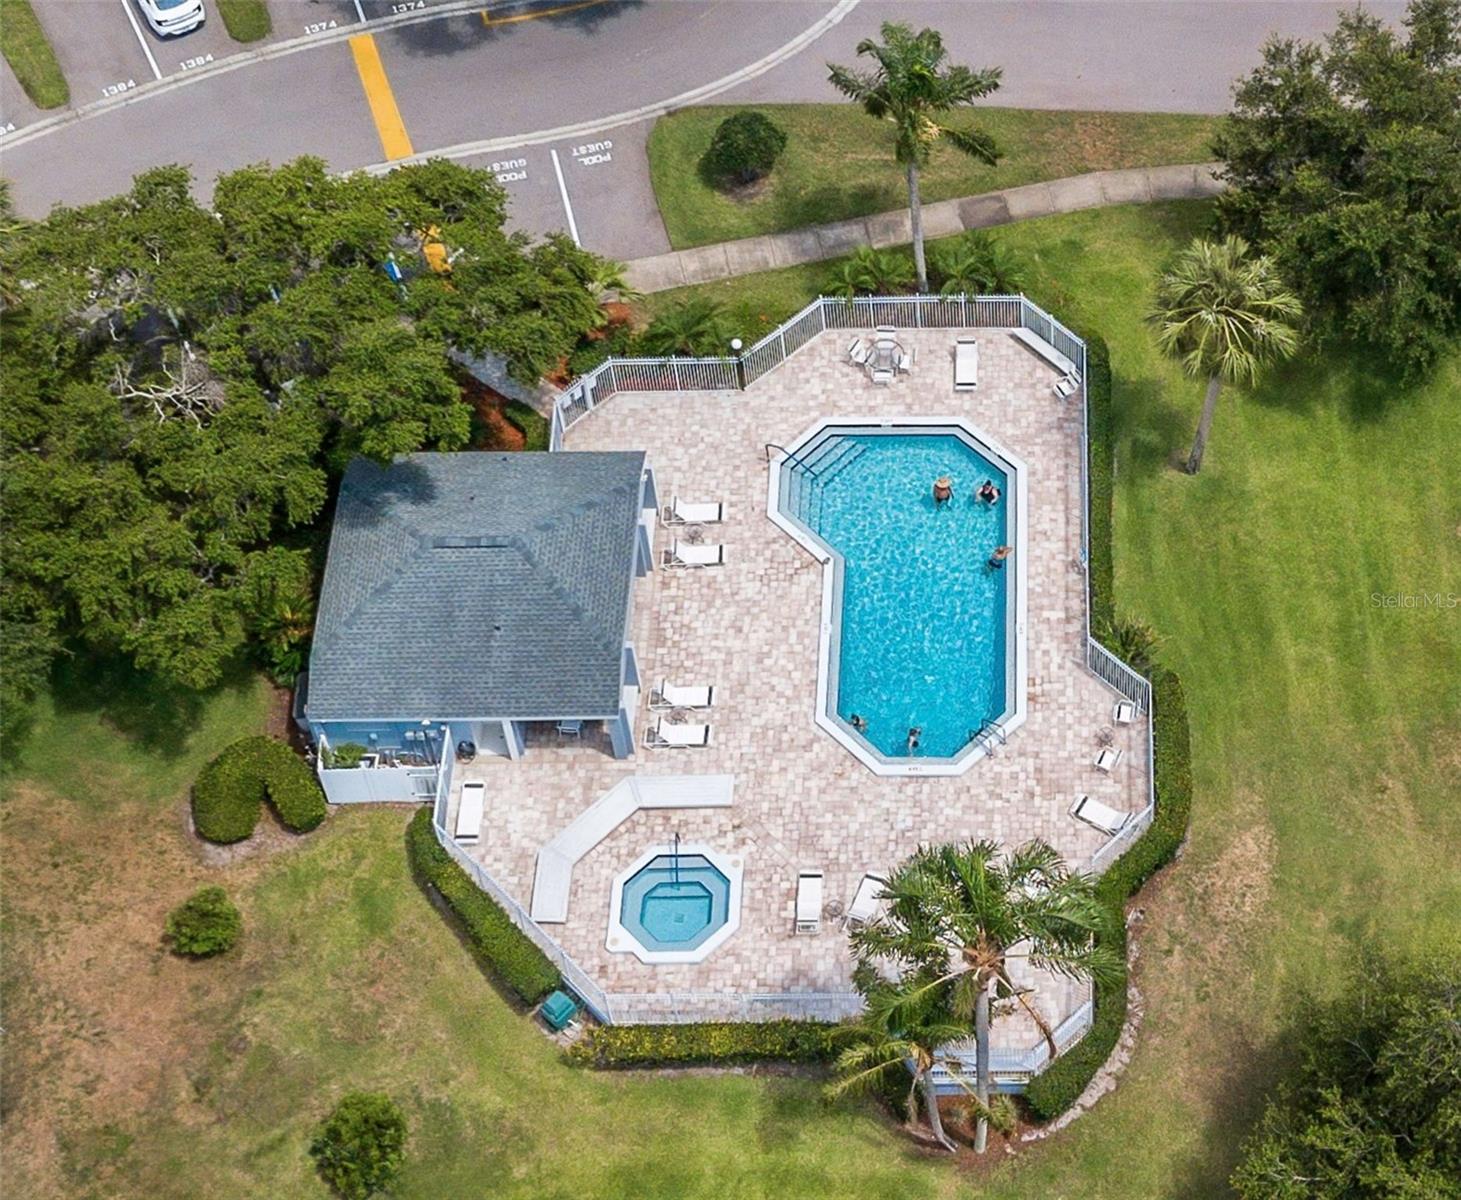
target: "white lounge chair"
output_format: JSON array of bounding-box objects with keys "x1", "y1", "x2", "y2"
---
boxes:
[
  {"x1": 844, "y1": 874, "x2": 885, "y2": 929},
  {"x1": 1053, "y1": 372, "x2": 1080, "y2": 399},
  {"x1": 664, "y1": 496, "x2": 724, "y2": 525},
  {"x1": 650, "y1": 680, "x2": 715, "y2": 710},
  {"x1": 848, "y1": 337, "x2": 869, "y2": 366},
  {"x1": 455, "y1": 780, "x2": 485, "y2": 843},
  {"x1": 1070, "y1": 794, "x2": 1132, "y2": 836},
  {"x1": 644, "y1": 718, "x2": 712, "y2": 749},
  {"x1": 1094, "y1": 746, "x2": 1123, "y2": 773},
  {"x1": 954, "y1": 338, "x2": 979, "y2": 390},
  {"x1": 795, "y1": 871, "x2": 824, "y2": 934},
  {"x1": 1113, "y1": 700, "x2": 1137, "y2": 725},
  {"x1": 663, "y1": 539, "x2": 725, "y2": 568}
]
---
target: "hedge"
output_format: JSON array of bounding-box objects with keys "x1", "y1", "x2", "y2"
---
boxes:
[
  {"x1": 191, "y1": 736, "x2": 326, "y2": 843},
  {"x1": 405, "y1": 808, "x2": 560, "y2": 1005},
  {"x1": 566, "y1": 1019, "x2": 837, "y2": 1069},
  {"x1": 1020, "y1": 325, "x2": 1195, "y2": 1120}
]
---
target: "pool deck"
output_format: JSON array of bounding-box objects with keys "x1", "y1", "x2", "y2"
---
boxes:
[{"x1": 452, "y1": 328, "x2": 1151, "y2": 1050}]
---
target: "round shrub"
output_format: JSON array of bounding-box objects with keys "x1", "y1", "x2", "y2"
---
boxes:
[
  {"x1": 191, "y1": 735, "x2": 326, "y2": 843},
  {"x1": 309, "y1": 1092, "x2": 407, "y2": 1200},
  {"x1": 165, "y1": 886, "x2": 241, "y2": 957},
  {"x1": 698, "y1": 110, "x2": 788, "y2": 188}
]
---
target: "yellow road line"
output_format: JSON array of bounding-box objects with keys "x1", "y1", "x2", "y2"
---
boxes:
[
  {"x1": 482, "y1": 0, "x2": 606, "y2": 28},
  {"x1": 349, "y1": 33, "x2": 414, "y2": 161}
]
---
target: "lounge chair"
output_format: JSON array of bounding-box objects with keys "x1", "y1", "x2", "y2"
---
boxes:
[
  {"x1": 954, "y1": 338, "x2": 979, "y2": 390},
  {"x1": 644, "y1": 718, "x2": 712, "y2": 748},
  {"x1": 664, "y1": 496, "x2": 724, "y2": 525},
  {"x1": 455, "y1": 780, "x2": 485, "y2": 843},
  {"x1": 1053, "y1": 372, "x2": 1080, "y2": 399},
  {"x1": 1094, "y1": 746, "x2": 1123, "y2": 773},
  {"x1": 663, "y1": 539, "x2": 725, "y2": 568},
  {"x1": 795, "y1": 870, "x2": 824, "y2": 934},
  {"x1": 650, "y1": 680, "x2": 715, "y2": 710},
  {"x1": 844, "y1": 874, "x2": 885, "y2": 930},
  {"x1": 896, "y1": 347, "x2": 915, "y2": 374},
  {"x1": 871, "y1": 367, "x2": 894, "y2": 387},
  {"x1": 1113, "y1": 700, "x2": 1137, "y2": 725},
  {"x1": 848, "y1": 337, "x2": 870, "y2": 366},
  {"x1": 1070, "y1": 794, "x2": 1132, "y2": 836},
  {"x1": 555, "y1": 719, "x2": 583, "y2": 739}
]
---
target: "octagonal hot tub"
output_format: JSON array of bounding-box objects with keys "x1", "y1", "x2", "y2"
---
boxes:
[{"x1": 607, "y1": 844, "x2": 743, "y2": 964}]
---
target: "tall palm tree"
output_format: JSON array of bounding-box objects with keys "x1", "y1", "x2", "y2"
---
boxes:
[
  {"x1": 827, "y1": 969, "x2": 975, "y2": 1152},
  {"x1": 1150, "y1": 235, "x2": 1303, "y2": 474},
  {"x1": 828, "y1": 23, "x2": 1002, "y2": 292},
  {"x1": 851, "y1": 840, "x2": 1121, "y2": 1153}
]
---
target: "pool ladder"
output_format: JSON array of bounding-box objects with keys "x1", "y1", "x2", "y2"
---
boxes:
[{"x1": 970, "y1": 717, "x2": 1006, "y2": 757}]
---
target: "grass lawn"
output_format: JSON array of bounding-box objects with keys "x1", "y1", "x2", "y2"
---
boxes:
[
  {"x1": 647, "y1": 104, "x2": 1219, "y2": 248},
  {"x1": 4, "y1": 202, "x2": 1459, "y2": 1198},
  {"x1": 0, "y1": 0, "x2": 69, "y2": 108},
  {"x1": 216, "y1": 0, "x2": 271, "y2": 43}
]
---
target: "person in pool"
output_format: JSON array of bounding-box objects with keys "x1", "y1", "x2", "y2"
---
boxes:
[
  {"x1": 977, "y1": 479, "x2": 1001, "y2": 504},
  {"x1": 906, "y1": 726, "x2": 922, "y2": 753},
  {"x1": 850, "y1": 714, "x2": 868, "y2": 733},
  {"x1": 988, "y1": 544, "x2": 1012, "y2": 569},
  {"x1": 932, "y1": 475, "x2": 953, "y2": 507}
]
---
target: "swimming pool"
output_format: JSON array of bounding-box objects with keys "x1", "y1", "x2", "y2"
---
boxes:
[
  {"x1": 607, "y1": 845, "x2": 744, "y2": 963},
  {"x1": 770, "y1": 420, "x2": 1025, "y2": 774}
]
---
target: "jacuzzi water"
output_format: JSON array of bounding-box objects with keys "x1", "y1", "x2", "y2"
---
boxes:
[
  {"x1": 781, "y1": 431, "x2": 1010, "y2": 759},
  {"x1": 619, "y1": 854, "x2": 731, "y2": 951}
]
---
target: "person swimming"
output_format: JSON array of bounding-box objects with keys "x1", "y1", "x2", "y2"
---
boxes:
[
  {"x1": 977, "y1": 479, "x2": 1001, "y2": 504},
  {"x1": 932, "y1": 475, "x2": 953, "y2": 506},
  {"x1": 906, "y1": 726, "x2": 922, "y2": 753},
  {"x1": 850, "y1": 714, "x2": 868, "y2": 733},
  {"x1": 988, "y1": 544, "x2": 1012, "y2": 569}
]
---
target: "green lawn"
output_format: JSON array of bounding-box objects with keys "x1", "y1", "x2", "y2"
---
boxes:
[
  {"x1": 0, "y1": 0, "x2": 69, "y2": 109},
  {"x1": 647, "y1": 104, "x2": 1220, "y2": 248},
  {"x1": 216, "y1": 0, "x2": 272, "y2": 43},
  {"x1": 5, "y1": 201, "x2": 1459, "y2": 1198}
]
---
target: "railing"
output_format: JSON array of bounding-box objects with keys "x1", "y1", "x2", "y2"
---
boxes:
[
  {"x1": 430, "y1": 809, "x2": 615, "y2": 1022},
  {"x1": 601, "y1": 991, "x2": 865, "y2": 1025},
  {"x1": 931, "y1": 998, "x2": 1095, "y2": 1090},
  {"x1": 1085, "y1": 641, "x2": 1152, "y2": 713}
]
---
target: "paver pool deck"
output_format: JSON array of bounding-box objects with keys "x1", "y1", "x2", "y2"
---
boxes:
[{"x1": 452, "y1": 327, "x2": 1150, "y2": 1047}]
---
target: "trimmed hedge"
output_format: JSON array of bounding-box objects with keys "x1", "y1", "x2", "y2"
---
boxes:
[
  {"x1": 1021, "y1": 325, "x2": 1195, "y2": 1120},
  {"x1": 405, "y1": 808, "x2": 560, "y2": 1005},
  {"x1": 566, "y1": 1019, "x2": 837, "y2": 1069},
  {"x1": 165, "y1": 885, "x2": 242, "y2": 957},
  {"x1": 191, "y1": 736, "x2": 326, "y2": 843}
]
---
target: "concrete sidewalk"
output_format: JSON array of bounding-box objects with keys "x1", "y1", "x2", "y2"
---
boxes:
[{"x1": 624, "y1": 162, "x2": 1224, "y2": 293}]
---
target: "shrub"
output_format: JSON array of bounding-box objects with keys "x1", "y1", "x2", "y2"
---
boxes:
[
  {"x1": 828, "y1": 246, "x2": 915, "y2": 298},
  {"x1": 566, "y1": 1019, "x2": 837, "y2": 1069},
  {"x1": 698, "y1": 110, "x2": 788, "y2": 188},
  {"x1": 1082, "y1": 334, "x2": 1115, "y2": 633},
  {"x1": 638, "y1": 297, "x2": 729, "y2": 357},
  {"x1": 405, "y1": 809, "x2": 559, "y2": 1004},
  {"x1": 191, "y1": 736, "x2": 326, "y2": 843},
  {"x1": 165, "y1": 886, "x2": 242, "y2": 957},
  {"x1": 931, "y1": 231, "x2": 1028, "y2": 295},
  {"x1": 325, "y1": 741, "x2": 368, "y2": 770},
  {"x1": 0, "y1": 0, "x2": 69, "y2": 109},
  {"x1": 309, "y1": 1092, "x2": 407, "y2": 1200}
]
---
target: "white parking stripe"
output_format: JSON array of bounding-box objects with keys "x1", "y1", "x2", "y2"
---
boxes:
[
  {"x1": 549, "y1": 148, "x2": 580, "y2": 247},
  {"x1": 353, "y1": 0, "x2": 367, "y2": 21},
  {"x1": 118, "y1": 0, "x2": 163, "y2": 80}
]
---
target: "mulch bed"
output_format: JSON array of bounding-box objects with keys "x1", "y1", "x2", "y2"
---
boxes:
[{"x1": 458, "y1": 371, "x2": 527, "y2": 451}]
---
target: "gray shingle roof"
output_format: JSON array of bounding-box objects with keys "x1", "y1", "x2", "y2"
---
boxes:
[{"x1": 307, "y1": 450, "x2": 645, "y2": 721}]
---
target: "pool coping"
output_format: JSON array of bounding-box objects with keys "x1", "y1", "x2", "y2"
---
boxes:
[
  {"x1": 766, "y1": 416, "x2": 1029, "y2": 778},
  {"x1": 605, "y1": 843, "x2": 745, "y2": 965}
]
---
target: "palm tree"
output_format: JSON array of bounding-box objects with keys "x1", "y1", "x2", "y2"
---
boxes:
[
  {"x1": 931, "y1": 231, "x2": 1027, "y2": 296},
  {"x1": 1150, "y1": 235, "x2": 1303, "y2": 474},
  {"x1": 828, "y1": 245, "x2": 915, "y2": 299},
  {"x1": 637, "y1": 297, "x2": 728, "y2": 357},
  {"x1": 851, "y1": 840, "x2": 1121, "y2": 1154},
  {"x1": 827, "y1": 969, "x2": 975, "y2": 1152},
  {"x1": 828, "y1": 23, "x2": 1002, "y2": 292}
]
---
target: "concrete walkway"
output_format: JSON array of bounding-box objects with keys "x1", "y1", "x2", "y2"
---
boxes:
[{"x1": 624, "y1": 162, "x2": 1224, "y2": 293}]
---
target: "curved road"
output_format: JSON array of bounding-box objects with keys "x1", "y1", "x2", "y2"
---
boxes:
[{"x1": 1, "y1": 0, "x2": 1405, "y2": 257}]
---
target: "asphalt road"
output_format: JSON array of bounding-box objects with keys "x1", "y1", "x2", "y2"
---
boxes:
[{"x1": 0, "y1": 0, "x2": 1409, "y2": 258}]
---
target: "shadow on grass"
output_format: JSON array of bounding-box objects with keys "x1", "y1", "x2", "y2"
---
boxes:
[
  {"x1": 768, "y1": 182, "x2": 892, "y2": 235},
  {"x1": 1252, "y1": 339, "x2": 1419, "y2": 428},
  {"x1": 1115, "y1": 375, "x2": 1192, "y2": 481},
  {"x1": 45, "y1": 650, "x2": 257, "y2": 761}
]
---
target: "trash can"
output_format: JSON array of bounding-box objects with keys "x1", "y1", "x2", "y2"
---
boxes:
[{"x1": 540, "y1": 990, "x2": 578, "y2": 1032}]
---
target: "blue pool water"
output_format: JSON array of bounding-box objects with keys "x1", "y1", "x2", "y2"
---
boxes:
[
  {"x1": 781, "y1": 431, "x2": 1010, "y2": 759},
  {"x1": 620, "y1": 854, "x2": 731, "y2": 951}
]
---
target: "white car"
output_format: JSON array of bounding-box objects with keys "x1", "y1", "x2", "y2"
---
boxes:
[{"x1": 135, "y1": 0, "x2": 206, "y2": 37}]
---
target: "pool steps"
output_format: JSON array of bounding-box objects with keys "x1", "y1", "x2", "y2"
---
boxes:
[{"x1": 781, "y1": 435, "x2": 868, "y2": 533}]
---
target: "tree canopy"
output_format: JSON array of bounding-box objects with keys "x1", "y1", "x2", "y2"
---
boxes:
[
  {"x1": 1231, "y1": 953, "x2": 1461, "y2": 1199},
  {"x1": 0, "y1": 158, "x2": 613, "y2": 741},
  {"x1": 1213, "y1": 0, "x2": 1461, "y2": 377}
]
